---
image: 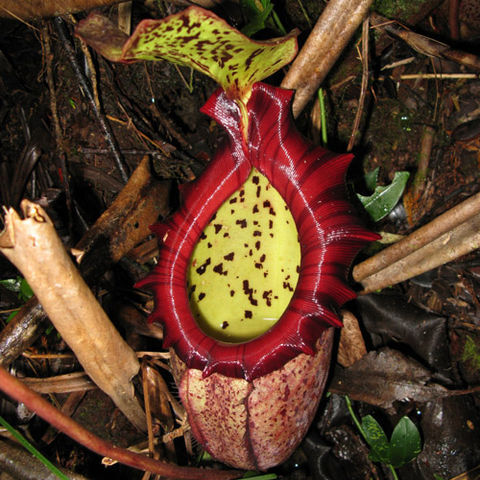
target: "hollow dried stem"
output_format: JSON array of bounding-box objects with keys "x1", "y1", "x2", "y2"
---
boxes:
[
  {"x1": 0, "y1": 366, "x2": 241, "y2": 480},
  {"x1": 281, "y1": 0, "x2": 374, "y2": 117},
  {"x1": 358, "y1": 210, "x2": 480, "y2": 294},
  {"x1": 354, "y1": 191, "x2": 480, "y2": 284},
  {"x1": 0, "y1": 200, "x2": 146, "y2": 431}
]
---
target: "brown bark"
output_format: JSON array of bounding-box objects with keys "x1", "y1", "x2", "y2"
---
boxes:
[
  {"x1": 281, "y1": 0, "x2": 374, "y2": 117},
  {"x1": 358, "y1": 211, "x2": 480, "y2": 294},
  {"x1": 0, "y1": 200, "x2": 146, "y2": 431},
  {"x1": 353, "y1": 191, "x2": 480, "y2": 283},
  {"x1": 0, "y1": 366, "x2": 242, "y2": 480},
  {"x1": 0, "y1": 0, "x2": 121, "y2": 19}
]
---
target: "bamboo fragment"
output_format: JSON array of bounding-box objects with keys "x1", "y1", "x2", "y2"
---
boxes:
[
  {"x1": 0, "y1": 200, "x2": 146, "y2": 431},
  {"x1": 359, "y1": 212, "x2": 480, "y2": 294},
  {"x1": 281, "y1": 0, "x2": 374, "y2": 117},
  {"x1": 354, "y1": 191, "x2": 480, "y2": 282}
]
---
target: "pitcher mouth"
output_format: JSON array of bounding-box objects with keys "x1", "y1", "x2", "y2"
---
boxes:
[
  {"x1": 187, "y1": 168, "x2": 301, "y2": 344},
  {"x1": 136, "y1": 83, "x2": 379, "y2": 381}
]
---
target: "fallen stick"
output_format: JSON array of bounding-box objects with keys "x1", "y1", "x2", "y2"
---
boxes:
[
  {"x1": 281, "y1": 0, "x2": 374, "y2": 117},
  {"x1": 353, "y1": 191, "x2": 480, "y2": 282},
  {"x1": 359, "y1": 211, "x2": 480, "y2": 294},
  {"x1": 0, "y1": 157, "x2": 170, "y2": 370},
  {"x1": 0, "y1": 366, "x2": 241, "y2": 480},
  {"x1": 0, "y1": 200, "x2": 146, "y2": 431}
]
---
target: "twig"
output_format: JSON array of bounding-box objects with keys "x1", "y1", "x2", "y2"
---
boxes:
[
  {"x1": 0, "y1": 1, "x2": 121, "y2": 20},
  {"x1": 0, "y1": 297, "x2": 47, "y2": 368},
  {"x1": 42, "y1": 24, "x2": 63, "y2": 151},
  {"x1": 448, "y1": 0, "x2": 460, "y2": 41},
  {"x1": 281, "y1": 0, "x2": 374, "y2": 117},
  {"x1": 410, "y1": 125, "x2": 436, "y2": 201},
  {"x1": 0, "y1": 157, "x2": 170, "y2": 374},
  {"x1": 54, "y1": 17, "x2": 129, "y2": 183},
  {"x1": 357, "y1": 211, "x2": 480, "y2": 294},
  {"x1": 0, "y1": 366, "x2": 242, "y2": 480},
  {"x1": 400, "y1": 73, "x2": 479, "y2": 80},
  {"x1": 0, "y1": 200, "x2": 146, "y2": 431},
  {"x1": 21, "y1": 372, "x2": 95, "y2": 394},
  {"x1": 353, "y1": 191, "x2": 480, "y2": 284},
  {"x1": 347, "y1": 17, "x2": 370, "y2": 152},
  {"x1": 370, "y1": 12, "x2": 480, "y2": 71}
]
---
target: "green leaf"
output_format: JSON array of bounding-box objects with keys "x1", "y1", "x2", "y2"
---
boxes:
[
  {"x1": 19, "y1": 278, "x2": 33, "y2": 302},
  {"x1": 6, "y1": 310, "x2": 19, "y2": 323},
  {"x1": 241, "y1": 0, "x2": 274, "y2": 37},
  {"x1": 364, "y1": 167, "x2": 380, "y2": 192},
  {"x1": 389, "y1": 416, "x2": 422, "y2": 468},
  {"x1": 0, "y1": 277, "x2": 22, "y2": 293},
  {"x1": 357, "y1": 171, "x2": 410, "y2": 222},
  {"x1": 0, "y1": 415, "x2": 70, "y2": 480},
  {"x1": 76, "y1": 7, "x2": 298, "y2": 103},
  {"x1": 361, "y1": 415, "x2": 391, "y2": 464},
  {"x1": 0, "y1": 276, "x2": 33, "y2": 302}
]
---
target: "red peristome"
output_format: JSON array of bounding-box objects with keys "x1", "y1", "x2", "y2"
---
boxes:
[{"x1": 137, "y1": 82, "x2": 379, "y2": 381}]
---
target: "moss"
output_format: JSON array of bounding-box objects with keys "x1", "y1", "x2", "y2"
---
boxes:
[
  {"x1": 372, "y1": 0, "x2": 421, "y2": 21},
  {"x1": 462, "y1": 335, "x2": 480, "y2": 372}
]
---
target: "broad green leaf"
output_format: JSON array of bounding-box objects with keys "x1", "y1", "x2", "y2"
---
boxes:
[
  {"x1": 76, "y1": 7, "x2": 298, "y2": 103},
  {"x1": 0, "y1": 277, "x2": 33, "y2": 302},
  {"x1": 389, "y1": 416, "x2": 422, "y2": 468},
  {"x1": 0, "y1": 277, "x2": 22, "y2": 293},
  {"x1": 241, "y1": 0, "x2": 274, "y2": 37},
  {"x1": 357, "y1": 171, "x2": 410, "y2": 222},
  {"x1": 364, "y1": 167, "x2": 380, "y2": 192},
  {"x1": 361, "y1": 415, "x2": 391, "y2": 464},
  {"x1": 19, "y1": 278, "x2": 33, "y2": 302}
]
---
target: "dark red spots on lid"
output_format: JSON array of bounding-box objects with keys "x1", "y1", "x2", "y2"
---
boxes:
[
  {"x1": 260, "y1": 254, "x2": 266, "y2": 262},
  {"x1": 200, "y1": 232, "x2": 207, "y2": 240},
  {"x1": 255, "y1": 241, "x2": 261, "y2": 250},
  {"x1": 252, "y1": 176, "x2": 259, "y2": 184},
  {"x1": 229, "y1": 197, "x2": 237, "y2": 204},
  {"x1": 245, "y1": 310, "x2": 253, "y2": 319},
  {"x1": 252, "y1": 204, "x2": 259, "y2": 214},
  {"x1": 230, "y1": 290, "x2": 235, "y2": 297},
  {"x1": 198, "y1": 292, "x2": 206, "y2": 301},
  {"x1": 221, "y1": 321, "x2": 229, "y2": 329},
  {"x1": 253, "y1": 230, "x2": 261, "y2": 236},
  {"x1": 214, "y1": 224, "x2": 223, "y2": 234},
  {"x1": 224, "y1": 252, "x2": 235, "y2": 261}
]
